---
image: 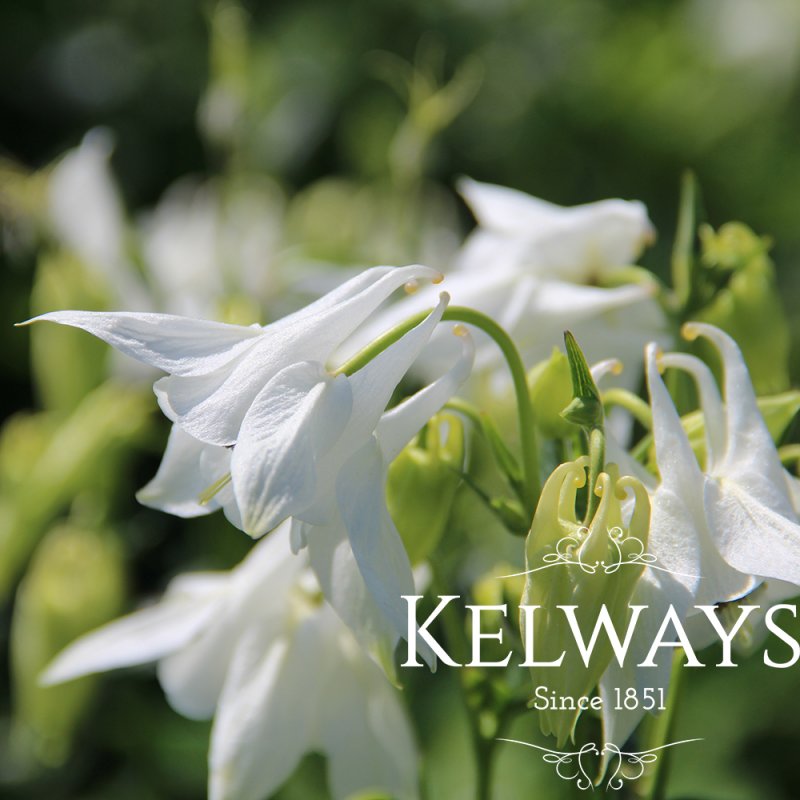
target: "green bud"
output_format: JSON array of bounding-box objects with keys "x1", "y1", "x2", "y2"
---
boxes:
[
  {"x1": 30, "y1": 252, "x2": 111, "y2": 413},
  {"x1": 561, "y1": 332, "x2": 603, "y2": 431},
  {"x1": 11, "y1": 522, "x2": 126, "y2": 768},
  {"x1": 521, "y1": 459, "x2": 651, "y2": 746},
  {"x1": 694, "y1": 223, "x2": 790, "y2": 394},
  {"x1": 386, "y1": 412, "x2": 465, "y2": 564},
  {"x1": 527, "y1": 349, "x2": 575, "y2": 438}
]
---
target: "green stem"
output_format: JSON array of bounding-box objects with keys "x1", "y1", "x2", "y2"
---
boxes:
[
  {"x1": 602, "y1": 388, "x2": 653, "y2": 430},
  {"x1": 430, "y1": 570, "x2": 493, "y2": 800},
  {"x1": 337, "y1": 304, "x2": 539, "y2": 515},
  {"x1": 585, "y1": 426, "x2": 606, "y2": 524},
  {"x1": 635, "y1": 650, "x2": 686, "y2": 800}
]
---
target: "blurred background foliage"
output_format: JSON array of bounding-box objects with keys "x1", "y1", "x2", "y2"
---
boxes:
[{"x1": 3, "y1": 0, "x2": 800, "y2": 798}]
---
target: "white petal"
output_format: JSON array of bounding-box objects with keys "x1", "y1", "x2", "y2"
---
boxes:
[
  {"x1": 344, "y1": 293, "x2": 448, "y2": 443},
  {"x1": 706, "y1": 480, "x2": 800, "y2": 586},
  {"x1": 306, "y1": 514, "x2": 399, "y2": 675},
  {"x1": 159, "y1": 525, "x2": 302, "y2": 719},
  {"x1": 20, "y1": 310, "x2": 262, "y2": 376},
  {"x1": 208, "y1": 620, "x2": 320, "y2": 800},
  {"x1": 275, "y1": 264, "x2": 443, "y2": 367},
  {"x1": 686, "y1": 323, "x2": 796, "y2": 520},
  {"x1": 646, "y1": 344, "x2": 752, "y2": 603},
  {"x1": 457, "y1": 177, "x2": 565, "y2": 234},
  {"x1": 136, "y1": 425, "x2": 231, "y2": 517},
  {"x1": 376, "y1": 326, "x2": 474, "y2": 462},
  {"x1": 599, "y1": 570, "x2": 691, "y2": 747},
  {"x1": 41, "y1": 586, "x2": 223, "y2": 686},
  {"x1": 657, "y1": 351, "x2": 726, "y2": 469},
  {"x1": 48, "y1": 129, "x2": 126, "y2": 272},
  {"x1": 316, "y1": 607, "x2": 419, "y2": 800},
  {"x1": 231, "y1": 362, "x2": 352, "y2": 537},
  {"x1": 646, "y1": 344, "x2": 705, "y2": 502},
  {"x1": 335, "y1": 439, "x2": 418, "y2": 648}
]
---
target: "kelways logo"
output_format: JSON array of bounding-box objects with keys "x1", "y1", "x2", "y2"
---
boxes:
[{"x1": 401, "y1": 596, "x2": 799, "y2": 671}]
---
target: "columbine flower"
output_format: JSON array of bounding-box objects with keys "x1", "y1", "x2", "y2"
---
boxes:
[
  {"x1": 645, "y1": 322, "x2": 800, "y2": 600},
  {"x1": 41, "y1": 522, "x2": 420, "y2": 800},
  {"x1": 344, "y1": 179, "x2": 669, "y2": 397},
  {"x1": 598, "y1": 323, "x2": 800, "y2": 746},
  {"x1": 456, "y1": 177, "x2": 655, "y2": 283},
  {"x1": 136, "y1": 323, "x2": 474, "y2": 662}
]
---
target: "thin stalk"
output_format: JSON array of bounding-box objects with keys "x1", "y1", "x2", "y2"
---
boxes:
[
  {"x1": 337, "y1": 304, "x2": 539, "y2": 514},
  {"x1": 635, "y1": 650, "x2": 687, "y2": 800},
  {"x1": 585, "y1": 426, "x2": 606, "y2": 524},
  {"x1": 602, "y1": 388, "x2": 653, "y2": 430}
]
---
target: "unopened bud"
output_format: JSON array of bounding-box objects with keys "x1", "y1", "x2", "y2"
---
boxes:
[
  {"x1": 386, "y1": 412, "x2": 465, "y2": 564},
  {"x1": 520, "y1": 459, "x2": 650, "y2": 746}
]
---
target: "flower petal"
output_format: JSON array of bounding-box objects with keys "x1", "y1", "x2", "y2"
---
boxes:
[
  {"x1": 158, "y1": 524, "x2": 303, "y2": 718},
  {"x1": 376, "y1": 325, "x2": 474, "y2": 462},
  {"x1": 646, "y1": 343, "x2": 752, "y2": 603},
  {"x1": 284, "y1": 264, "x2": 442, "y2": 351},
  {"x1": 305, "y1": 515, "x2": 399, "y2": 677},
  {"x1": 335, "y1": 439, "x2": 418, "y2": 650},
  {"x1": 231, "y1": 362, "x2": 352, "y2": 537},
  {"x1": 344, "y1": 293, "x2": 448, "y2": 444},
  {"x1": 316, "y1": 606, "x2": 419, "y2": 800},
  {"x1": 136, "y1": 425, "x2": 231, "y2": 517},
  {"x1": 208, "y1": 619, "x2": 321, "y2": 800},
  {"x1": 705, "y1": 480, "x2": 800, "y2": 586},
  {"x1": 685, "y1": 322, "x2": 795, "y2": 519},
  {"x1": 657, "y1": 351, "x2": 726, "y2": 469},
  {"x1": 19, "y1": 310, "x2": 262, "y2": 376},
  {"x1": 41, "y1": 581, "x2": 224, "y2": 686}
]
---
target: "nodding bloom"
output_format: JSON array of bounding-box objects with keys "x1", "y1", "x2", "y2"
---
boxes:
[
  {"x1": 41, "y1": 522, "x2": 420, "y2": 800},
  {"x1": 342, "y1": 179, "x2": 669, "y2": 401},
  {"x1": 21, "y1": 266, "x2": 474, "y2": 660},
  {"x1": 599, "y1": 323, "x2": 800, "y2": 747}
]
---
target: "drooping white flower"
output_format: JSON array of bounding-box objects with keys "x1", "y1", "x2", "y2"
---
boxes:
[
  {"x1": 41, "y1": 522, "x2": 420, "y2": 800},
  {"x1": 599, "y1": 323, "x2": 800, "y2": 746},
  {"x1": 33, "y1": 267, "x2": 474, "y2": 652},
  {"x1": 344, "y1": 179, "x2": 669, "y2": 399},
  {"x1": 456, "y1": 177, "x2": 655, "y2": 283},
  {"x1": 135, "y1": 321, "x2": 474, "y2": 658},
  {"x1": 22, "y1": 265, "x2": 440, "y2": 448}
]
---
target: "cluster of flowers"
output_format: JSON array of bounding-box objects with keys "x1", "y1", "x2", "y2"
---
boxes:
[{"x1": 21, "y1": 179, "x2": 800, "y2": 798}]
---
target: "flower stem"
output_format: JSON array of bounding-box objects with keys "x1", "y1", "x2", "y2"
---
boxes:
[
  {"x1": 338, "y1": 305, "x2": 540, "y2": 515},
  {"x1": 585, "y1": 426, "x2": 606, "y2": 524},
  {"x1": 634, "y1": 650, "x2": 686, "y2": 800},
  {"x1": 602, "y1": 388, "x2": 653, "y2": 430}
]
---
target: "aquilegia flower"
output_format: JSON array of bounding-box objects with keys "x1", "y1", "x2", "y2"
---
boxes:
[
  {"x1": 136, "y1": 322, "x2": 474, "y2": 661},
  {"x1": 345, "y1": 178, "x2": 669, "y2": 397},
  {"x1": 22, "y1": 267, "x2": 474, "y2": 656},
  {"x1": 599, "y1": 322, "x2": 800, "y2": 746},
  {"x1": 41, "y1": 522, "x2": 420, "y2": 800}
]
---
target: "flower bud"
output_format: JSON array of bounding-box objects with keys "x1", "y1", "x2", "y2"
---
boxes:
[
  {"x1": 527, "y1": 348, "x2": 575, "y2": 438},
  {"x1": 10, "y1": 522, "x2": 126, "y2": 768},
  {"x1": 520, "y1": 459, "x2": 650, "y2": 746},
  {"x1": 694, "y1": 223, "x2": 789, "y2": 394},
  {"x1": 386, "y1": 412, "x2": 465, "y2": 564}
]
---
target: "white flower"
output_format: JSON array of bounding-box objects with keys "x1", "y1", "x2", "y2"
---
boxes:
[
  {"x1": 135, "y1": 322, "x2": 474, "y2": 659},
  {"x1": 343, "y1": 179, "x2": 669, "y2": 401},
  {"x1": 41, "y1": 522, "x2": 420, "y2": 800},
  {"x1": 456, "y1": 177, "x2": 655, "y2": 283},
  {"x1": 599, "y1": 323, "x2": 800, "y2": 745},
  {"x1": 47, "y1": 129, "x2": 151, "y2": 312}
]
